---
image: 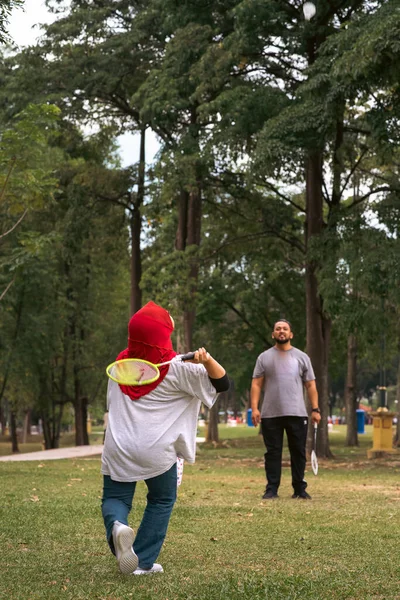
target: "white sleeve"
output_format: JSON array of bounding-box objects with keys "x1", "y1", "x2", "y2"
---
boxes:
[
  {"x1": 106, "y1": 379, "x2": 113, "y2": 410},
  {"x1": 176, "y1": 362, "x2": 219, "y2": 409}
]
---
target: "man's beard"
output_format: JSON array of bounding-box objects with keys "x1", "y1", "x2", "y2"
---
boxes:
[{"x1": 275, "y1": 337, "x2": 290, "y2": 344}]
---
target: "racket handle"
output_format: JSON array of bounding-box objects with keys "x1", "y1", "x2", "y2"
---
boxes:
[
  {"x1": 180, "y1": 352, "x2": 195, "y2": 361},
  {"x1": 314, "y1": 422, "x2": 318, "y2": 430}
]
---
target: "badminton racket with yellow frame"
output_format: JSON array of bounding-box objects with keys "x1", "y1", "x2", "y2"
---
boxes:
[{"x1": 106, "y1": 352, "x2": 195, "y2": 386}]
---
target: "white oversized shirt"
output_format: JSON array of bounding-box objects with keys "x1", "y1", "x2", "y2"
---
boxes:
[{"x1": 101, "y1": 360, "x2": 218, "y2": 482}]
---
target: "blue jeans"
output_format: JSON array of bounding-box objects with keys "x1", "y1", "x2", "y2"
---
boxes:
[{"x1": 101, "y1": 463, "x2": 177, "y2": 569}]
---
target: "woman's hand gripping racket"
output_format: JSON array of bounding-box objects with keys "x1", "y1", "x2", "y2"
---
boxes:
[
  {"x1": 311, "y1": 423, "x2": 318, "y2": 476},
  {"x1": 106, "y1": 352, "x2": 195, "y2": 386}
]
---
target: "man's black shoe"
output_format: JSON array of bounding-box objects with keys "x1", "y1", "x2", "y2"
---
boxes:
[
  {"x1": 292, "y1": 491, "x2": 312, "y2": 500},
  {"x1": 262, "y1": 490, "x2": 278, "y2": 500}
]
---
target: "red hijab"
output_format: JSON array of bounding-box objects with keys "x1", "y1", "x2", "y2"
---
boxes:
[{"x1": 116, "y1": 301, "x2": 176, "y2": 400}]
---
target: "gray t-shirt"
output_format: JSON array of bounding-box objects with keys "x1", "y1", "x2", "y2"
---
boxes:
[
  {"x1": 252, "y1": 346, "x2": 315, "y2": 418},
  {"x1": 101, "y1": 360, "x2": 218, "y2": 482}
]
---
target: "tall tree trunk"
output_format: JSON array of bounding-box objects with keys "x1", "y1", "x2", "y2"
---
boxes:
[
  {"x1": 54, "y1": 401, "x2": 63, "y2": 448},
  {"x1": 305, "y1": 151, "x2": 332, "y2": 458},
  {"x1": 175, "y1": 322, "x2": 185, "y2": 355},
  {"x1": 174, "y1": 107, "x2": 203, "y2": 351},
  {"x1": 206, "y1": 401, "x2": 219, "y2": 443},
  {"x1": 175, "y1": 189, "x2": 189, "y2": 352},
  {"x1": 0, "y1": 293, "x2": 24, "y2": 452},
  {"x1": 40, "y1": 373, "x2": 63, "y2": 449},
  {"x1": 183, "y1": 187, "x2": 202, "y2": 350},
  {"x1": 174, "y1": 114, "x2": 209, "y2": 434},
  {"x1": 74, "y1": 401, "x2": 85, "y2": 445},
  {"x1": 74, "y1": 395, "x2": 89, "y2": 446},
  {"x1": 10, "y1": 410, "x2": 19, "y2": 453},
  {"x1": 394, "y1": 351, "x2": 400, "y2": 446},
  {"x1": 130, "y1": 127, "x2": 145, "y2": 315},
  {"x1": 41, "y1": 411, "x2": 62, "y2": 449},
  {"x1": 22, "y1": 409, "x2": 31, "y2": 444},
  {"x1": 345, "y1": 333, "x2": 358, "y2": 446},
  {"x1": 41, "y1": 400, "x2": 62, "y2": 450},
  {"x1": 175, "y1": 189, "x2": 189, "y2": 252},
  {"x1": 0, "y1": 292, "x2": 24, "y2": 406},
  {"x1": 0, "y1": 403, "x2": 6, "y2": 435},
  {"x1": 42, "y1": 415, "x2": 51, "y2": 449},
  {"x1": 73, "y1": 319, "x2": 89, "y2": 446},
  {"x1": 174, "y1": 184, "x2": 202, "y2": 351}
]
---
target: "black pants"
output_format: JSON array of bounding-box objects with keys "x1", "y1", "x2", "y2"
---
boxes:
[{"x1": 261, "y1": 416, "x2": 308, "y2": 495}]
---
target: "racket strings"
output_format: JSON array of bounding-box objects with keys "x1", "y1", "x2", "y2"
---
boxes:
[
  {"x1": 108, "y1": 359, "x2": 159, "y2": 385},
  {"x1": 311, "y1": 425, "x2": 318, "y2": 475},
  {"x1": 311, "y1": 451, "x2": 318, "y2": 475}
]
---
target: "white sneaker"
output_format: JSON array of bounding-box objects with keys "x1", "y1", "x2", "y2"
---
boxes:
[
  {"x1": 133, "y1": 563, "x2": 164, "y2": 575},
  {"x1": 112, "y1": 521, "x2": 138, "y2": 574}
]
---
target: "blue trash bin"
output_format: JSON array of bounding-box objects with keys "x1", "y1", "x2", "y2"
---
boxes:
[
  {"x1": 247, "y1": 408, "x2": 254, "y2": 427},
  {"x1": 356, "y1": 409, "x2": 365, "y2": 434}
]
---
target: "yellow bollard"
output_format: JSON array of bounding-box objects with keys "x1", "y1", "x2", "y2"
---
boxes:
[{"x1": 367, "y1": 410, "x2": 397, "y2": 458}]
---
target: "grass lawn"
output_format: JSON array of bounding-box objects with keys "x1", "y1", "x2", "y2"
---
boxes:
[{"x1": 1, "y1": 425, "x2": 400, "y2": 600}]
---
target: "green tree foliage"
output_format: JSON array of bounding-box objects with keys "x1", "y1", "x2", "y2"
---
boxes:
[
  {"x1": 0, "y1": 0, "x2": 22, "y2": 42},
  {"x1": 0, "y1": 103, "x2": 60, "y2": 308},
  {"x1": 7, "y1": 1, "x2": 150, "y2": 129},
  {"x1": 0, "y1": 0, "x2": 157, "y2": 313},
  {"x1": 141, "y1": 166, "x2": 306, "y2": 403},
  {"x1": 0, "y1": 125, "x2": 130, "y2": 448},
  {"x1": 2, "y1": 0, "x2": 399, "y2": 452},
  {"x1": 0, "y1": 102, "x2": 61, "y2": 448},
  {"x1": 210, "y1": 0, "x2": 398, "y2": 456}
]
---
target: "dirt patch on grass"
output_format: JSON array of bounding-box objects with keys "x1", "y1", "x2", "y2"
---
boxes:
[
  {"x1": 347, "y1": 483, "x2": 400, "y2": 495},
  {"x1": 317, "y1": 458, "x2": 400, "y2": 470},
  {"x1": 198, "y1": 456, "x2": 296, "y2": 470},
  {"x1": 200, "y1": 455, "x2": 400, "y2": 471}
]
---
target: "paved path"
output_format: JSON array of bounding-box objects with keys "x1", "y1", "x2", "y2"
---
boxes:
[
  {"x1": 0, "y1": 445, "x2": 104, "y2": 462},
  {"x1": 0, "y1": 438, "x2": 207, "y2": 462}
]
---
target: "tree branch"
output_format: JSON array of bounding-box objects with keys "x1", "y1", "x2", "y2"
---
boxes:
[
  {"x1": 339, "y1": 147, "x2": 369, "y2": 200},
  {"x1": 343, "y1": 125, "x2": 371, "y2": 136},
  {"x1": 0, "y1": 277, "x2": 15, "y2": 302},
  {"x1": 95, "y1": 193, "x2": 131, "y2": 211},
  {"x1": 202, "y1": 195, "x2": 254, "y2": 222},
  {"x1": 204, "y1": 229, "x2": 305, "y2": 258},
  {"x1": 346, "y1": 186, "x2": 392, "y2": 210},
  {"x1": 322, "y1": 176, "x2": 331, "y2": 206},
  {"x1": 223, "y1": 301, "x2": 272, "y2": 348},
  {"x1": 0, "y1": 209, "x2": 28, "y2": 241},
  {"x1": 257, "y1": 179, "x2": 305, "y2": 213},
  {"x1": 0, "y1": 157, "x2": 16, "y2": 203}
]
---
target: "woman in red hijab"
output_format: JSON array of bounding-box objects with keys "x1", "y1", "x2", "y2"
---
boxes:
[{"x1": 101, "y1": 302, "x2": 229, "y2": 576}]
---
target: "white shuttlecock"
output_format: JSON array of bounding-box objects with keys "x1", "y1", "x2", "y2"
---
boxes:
[{"x1": 303, "y1": 2, "x2": 316, "y2": 20}]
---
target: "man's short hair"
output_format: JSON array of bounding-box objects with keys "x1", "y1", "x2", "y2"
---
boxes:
[{"x1": 273, "y1": 319, "x2": 292, "y2": 332}]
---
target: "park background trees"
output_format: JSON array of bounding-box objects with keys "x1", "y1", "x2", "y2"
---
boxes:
[{"x1": 0, "y1": 0, "x2": 399, "y2": 453}]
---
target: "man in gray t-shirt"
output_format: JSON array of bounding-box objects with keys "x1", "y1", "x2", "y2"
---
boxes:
[{"x1": 251, "y1": 319, "x2": 321, "y2": 500}]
